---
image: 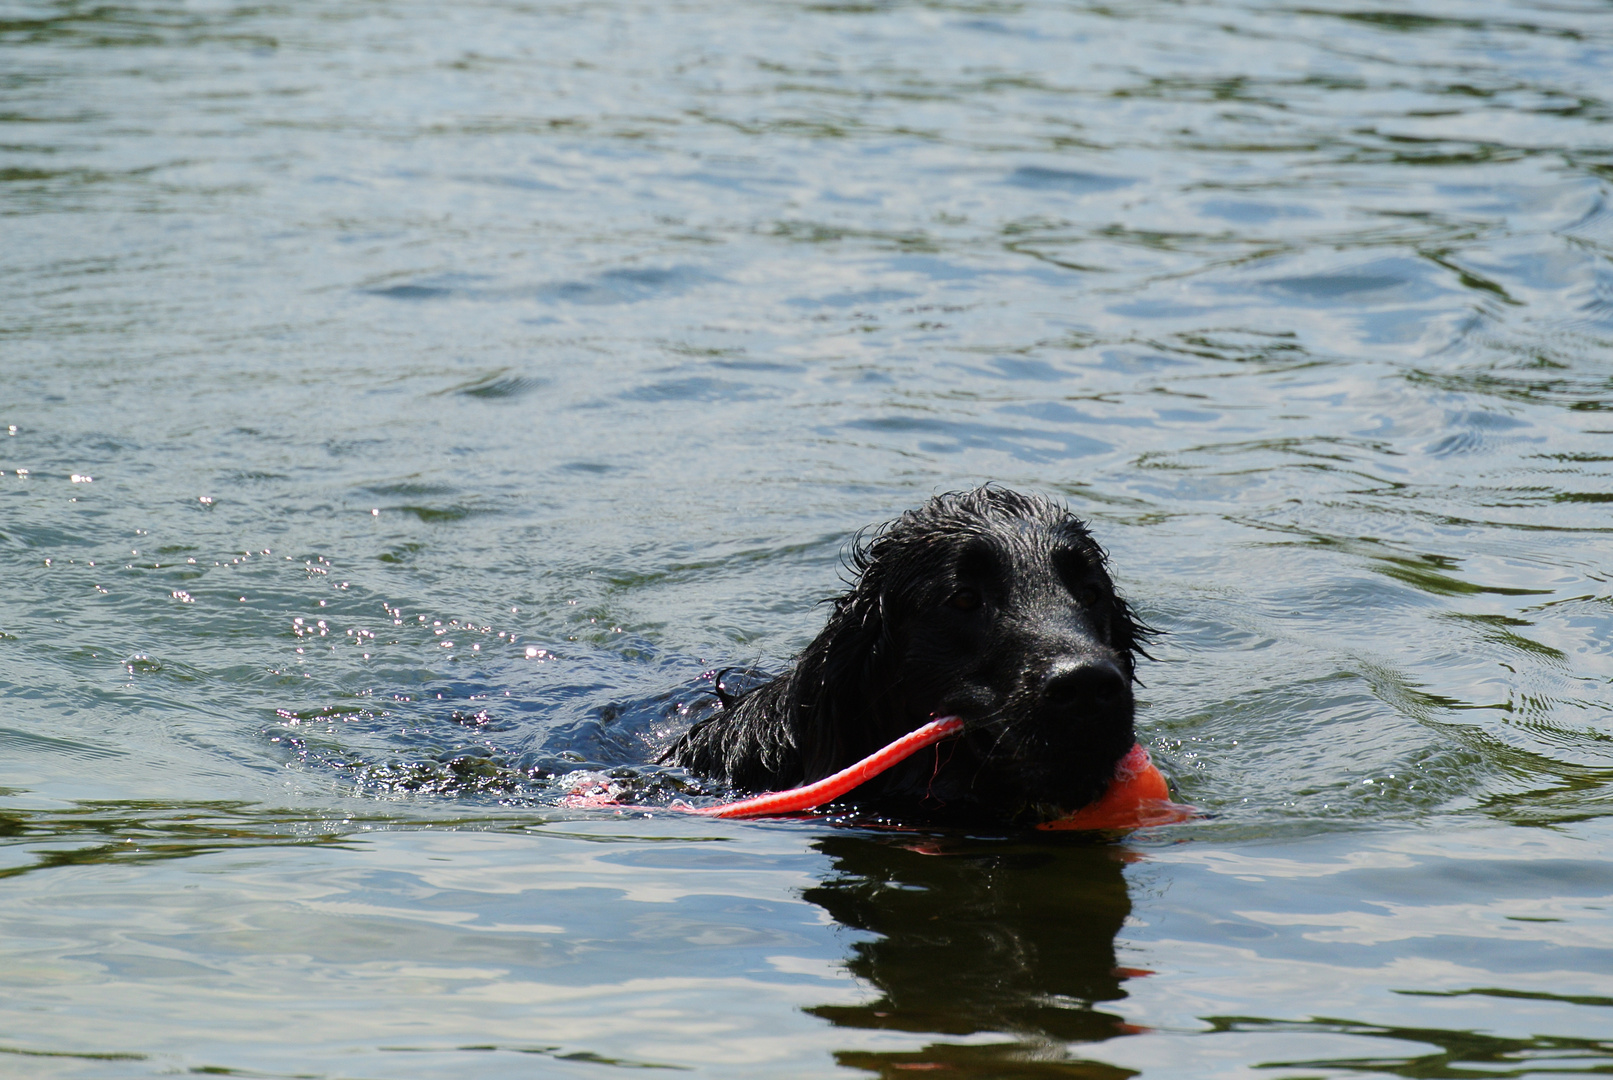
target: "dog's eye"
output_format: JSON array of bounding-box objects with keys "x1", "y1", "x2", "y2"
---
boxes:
[
  {"x1": 947, "y1": 589, "x2": 981, "y2": 611},
  {"x1": 1073, "y1": 586, "x2": 1100, "y2": 607}
]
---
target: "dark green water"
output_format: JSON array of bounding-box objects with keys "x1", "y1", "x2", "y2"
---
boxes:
[{"x1": 3, "y1": 0, "x2": 1612, "y2": 1075}]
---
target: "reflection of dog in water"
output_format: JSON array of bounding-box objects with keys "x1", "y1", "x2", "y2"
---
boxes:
[
  {"x1": 805, "y1": 833, "x2": 1143, "y2": 1069},
  {"x1": 663, "y1": 487, "x2": 1152, "y2": 825}
]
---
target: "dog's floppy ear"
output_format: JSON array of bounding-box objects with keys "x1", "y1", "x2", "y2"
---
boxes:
[
  {"x1": 819, "y1": 590, "x2": 890, "y2": 705},
  {"x1": 1108, "y1": 592, "x2": 1158, "y2": 680},
  {"x1": 1057, "y1": 505, "x2": 1159, "y2": 680},
  {"x1": 813, "y1": 527, "x2": 891, "y2": 695},
  {"x1": 789, "y1": 535, "x2": 904, "y2": 780}
]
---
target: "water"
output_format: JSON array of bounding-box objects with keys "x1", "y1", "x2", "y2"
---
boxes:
[{"x1": 3, "y1": 0, "x2": 1612, "y2": 1074}]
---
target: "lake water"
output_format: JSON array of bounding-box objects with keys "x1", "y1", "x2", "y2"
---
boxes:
[{"x1": 4, "y1": 0, "x2": 1612, "y2": 1075}]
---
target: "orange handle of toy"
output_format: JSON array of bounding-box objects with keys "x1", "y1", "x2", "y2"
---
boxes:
[{"x1": 688, "y1": 717, "x2": 967, "y2": 818}]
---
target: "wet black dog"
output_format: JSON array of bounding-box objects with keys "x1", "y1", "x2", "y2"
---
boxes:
[{"x1": 662, "y1": 486, "x2": 1151, "y2": 824}]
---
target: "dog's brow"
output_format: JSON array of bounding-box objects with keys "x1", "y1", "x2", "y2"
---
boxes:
[
  {"x1": 1051, "y1": 542, "x2": 1096, "y2": 580},
  {"x1": 953, "y1": 538, "x2": 998, "y2": 579}
]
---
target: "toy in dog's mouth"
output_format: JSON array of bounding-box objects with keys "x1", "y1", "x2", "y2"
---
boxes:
[
  {"x1": 1031, "y1": 740, "x2": 1196, "y2": 830},
  {"x1": 678, "y1": 716, "x2": 1195, "y2": 829}
]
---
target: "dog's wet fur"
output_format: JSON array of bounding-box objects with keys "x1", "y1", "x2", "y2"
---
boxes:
[{"x1": 662, "y1": 486, "x2": 1152, "y2": 825}]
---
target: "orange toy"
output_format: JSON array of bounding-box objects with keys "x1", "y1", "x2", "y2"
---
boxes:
[
  {"x1": 1036, "y1": 742, "x2": 1195, "y2": 830},
  {"x1": 681, "y1": 716, "x2": 1194, "y2": 830}
]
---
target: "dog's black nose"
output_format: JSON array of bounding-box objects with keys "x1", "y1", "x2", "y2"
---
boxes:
[{"x1": 1041, "y1": 659, "x2": 1130, "y2": 711}]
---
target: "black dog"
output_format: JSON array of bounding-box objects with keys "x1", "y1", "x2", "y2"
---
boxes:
[{"x1": 662, "y1": 486, "x2": 1151, "y2": 824}]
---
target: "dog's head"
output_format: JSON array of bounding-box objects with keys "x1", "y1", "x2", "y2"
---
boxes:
[{"x1": 798, "y1": 486, "x2": 1151, "y2": 822}]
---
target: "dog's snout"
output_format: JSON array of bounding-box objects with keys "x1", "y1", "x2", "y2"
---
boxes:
[{"x1": 1041, "y1": 659, "x2": 1130, "y2": 710}]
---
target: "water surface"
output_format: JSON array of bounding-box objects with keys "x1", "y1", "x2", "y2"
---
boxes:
[{"x1": 3, "y1": 0, "x2": 1612, "y2": 1076}]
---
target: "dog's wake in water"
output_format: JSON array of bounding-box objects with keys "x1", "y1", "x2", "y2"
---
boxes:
[{"x1": 309, "y1": 486, "x2": 1184, "y2": 830}]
